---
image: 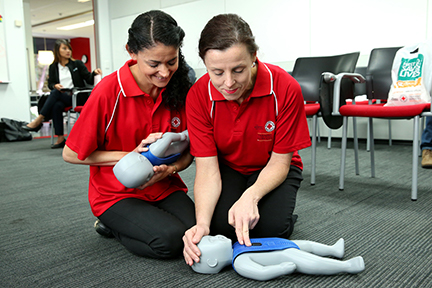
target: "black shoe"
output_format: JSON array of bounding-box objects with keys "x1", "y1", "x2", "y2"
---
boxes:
[
  {"x1": 22, "y1": 123, "x2": 43, "y2": 132},
  {"x1": 94, "y1": 219, "x2": 114, "y2": 238},
  {"x1": 51, "y1": 139, "x2": 66, "y2": 149}
]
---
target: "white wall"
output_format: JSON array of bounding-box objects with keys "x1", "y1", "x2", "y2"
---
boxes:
[
  {"x1": 3, "y1": 0, "x2": 432, "y2": 136},
  {"x1": 97, "y1": 0, "x2": 432, "y2": 141},
  {"x1": 104, "y1": 0, "x2": 432, "y2": 76},
  {"x1": 93, "y1": 0, "x2": 113, "y2": 76},
  {"x1": 23, "y1": 0, "x2": 36, "y2": 92},
  {"x1": 0, "y1": 0, "x2": 31, "y2": 121}
]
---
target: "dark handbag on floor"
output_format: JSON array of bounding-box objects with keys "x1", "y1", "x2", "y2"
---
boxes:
[{"x1": 0, "y1": 118, "x2": 32, "y2": 142}]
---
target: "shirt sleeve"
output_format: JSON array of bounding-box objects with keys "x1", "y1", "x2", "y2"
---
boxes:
[
  {"x1": 186, "y1": 79, "x2": 218, "y2": 157},
  {"x1": 273, "y1": 72, "x2": 311, "y2": 154},
  {"x1": 76, "y1": 60, "x2": 94, "y2": 85}
]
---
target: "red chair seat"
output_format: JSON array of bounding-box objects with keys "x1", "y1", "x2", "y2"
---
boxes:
[
  {"x1": 74, "y1": 106, "x2": 83, "y2": 113},
  {"x1": 339, "y1": 103, "x2": 430, "y2": 118},
  {"x1": 304, "y1": 103, "x2": 320, "y2": 116},
  {"x1": 345, "y1": 99, "x2": 377, "y2": 105}
]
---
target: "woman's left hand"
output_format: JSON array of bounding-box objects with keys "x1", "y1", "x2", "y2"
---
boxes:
[
  {"x1": 137, "y1": 164, "x2": 174, "y2": 190},
  {"x1": 133, "y1": 133, "x2": 163, "y2": 153},
  {"x1": 228, "y1": 191, "x2": 260, "y2": 247},
  {"x1": 94, "y1": 68, "x2": 102, "y2": 75}
]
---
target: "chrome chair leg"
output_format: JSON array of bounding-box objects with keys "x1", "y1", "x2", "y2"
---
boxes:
[
  {"x1": 311, "y1": 115, "x2": 317, "y2": 185},
  {"x1": 412, "y1": 116, "x2": 419, "y2": 201},
  {"x1": 369, "y1": 118, "x2": 375, "y2": 178},
  {"x1": 339, "y1": 116, "x2": 348, "y2": 190},
  {"x1": 353, "y1": 117, "x2": 359, "y2": 175}
]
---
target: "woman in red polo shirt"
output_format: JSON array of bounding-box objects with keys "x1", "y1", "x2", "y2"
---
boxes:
[
  {"x1": 63, "y1": 11, "x2": 195, "y2": 259},
  {"x1": 183, "y1": 14, "x2": 311, "y2": 266}
]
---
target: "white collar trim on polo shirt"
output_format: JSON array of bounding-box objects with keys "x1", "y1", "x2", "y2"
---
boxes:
[
  {"x1": 262, "y1": 62, "x2": 278, "y2": 117},
  {"x1": 208, "y1": 80, "x2": 215, "y2": 119},
  {"x1": 117, "y1": 68, "x2": 127, "y2": 98},
  {"x1": 105, "y1": 69, "x2": 125, "y2": 134}
]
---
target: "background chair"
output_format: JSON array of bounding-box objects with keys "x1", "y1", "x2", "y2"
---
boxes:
[
  {"x1": 326, "y1": 66, "x2": 369, "y2": 149},
  {"x1": 323, "y1": 47, "x2": 430, "y2": 200},
  {"x1": 50, "y1": 88, "x2": 92, "y2": 144},
  {"x1": 71, "y1": 87, "x2": 92, "y2": 116},
  {"x1": 291, "y1": 51, "x2": 359, "y2": 185}
]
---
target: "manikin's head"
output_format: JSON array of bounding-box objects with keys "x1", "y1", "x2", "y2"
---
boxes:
[
  {"x1": 192, "y1": 235, "x2": 233, "y2": 274},
  {"x1": 113, "y1": 152, "x2": 154, "y2": 188}
]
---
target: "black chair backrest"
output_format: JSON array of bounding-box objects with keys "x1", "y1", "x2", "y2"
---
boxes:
[
  {"x1": 354, "y1": 66, "x2": 367, "y2": 97},
  {"x1": 291, "y1": 52, "x2": 360, "y2": 102},
  {"x1": 366, "y1": 47, "x2": 402, "y2": 100}
]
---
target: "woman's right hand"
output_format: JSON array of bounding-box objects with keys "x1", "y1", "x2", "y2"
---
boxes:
[
  {"x1": 133, "y1": 132, "x2": 163, "y2": 153},
  {"x1": 54, "y1": 84, "x2": 64, "y2": 91},
  {"x1": 183, "y1": 224, "x2": 210, "y2": 266}
]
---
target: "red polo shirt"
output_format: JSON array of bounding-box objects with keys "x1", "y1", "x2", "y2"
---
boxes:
[
  {"x1": 186, "y1": 59, "x2": 311, "y2": 174},
  {"x1": 66, "y1": 60, "x2": 188, "y2": 217}
]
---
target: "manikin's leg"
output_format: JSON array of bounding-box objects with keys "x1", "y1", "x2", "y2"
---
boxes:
[
  {"x1": 235, "y1": 248, "x2": 364, "y2": 278},
  {"x1": 234, "y1": 253, "x2": 296, "y2": 281},
  {"x1": 292, "y1": 238, "x2": 345, "y2": 258}
]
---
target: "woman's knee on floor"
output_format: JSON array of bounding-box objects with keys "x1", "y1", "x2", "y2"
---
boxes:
[
  {"x1": 128, "y1": 225, "x2": 185, "y2": 259},
  {"x1": 252, "y1": 214, "x2": 296, "y2": 239}
]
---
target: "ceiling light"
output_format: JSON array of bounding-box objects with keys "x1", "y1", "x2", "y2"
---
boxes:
[
  {"x1": 57, "y1": 19, "x2": 94, "y2": 30},
  {"x1": 78, "y1": 0, "x2": 91, "y2": 2}
]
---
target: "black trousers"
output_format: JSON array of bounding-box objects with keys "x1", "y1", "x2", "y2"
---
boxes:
[
  {"x1": 40, "y1": 89, "x2": 72, "y2": 136},
  {"x1": 210, "y1": 164, "x2": 303, "y2": 243},
  {"x1": 98, "y1": 191, "x2": 195, "y2": 259}
]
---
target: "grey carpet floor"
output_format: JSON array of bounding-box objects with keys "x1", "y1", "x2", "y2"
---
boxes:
[{"x1": 1, "y1": 137, "x2": 431, "y2": 287}]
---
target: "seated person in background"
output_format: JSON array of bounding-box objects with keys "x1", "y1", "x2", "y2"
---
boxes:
[
  {"x1": 421, "y1": 116, "x2": 432, "y2": 168},
  {"x1": 192, "y1": 235, "x2": 365, "y2": 281},
  {"x1": 62, "y1": 10, "x2": 195, "y2": 259},
  {"x1": 183, "y1": 14, "x2": 311, "y2": 266},
  {"x1": 23, "y1": 39, "x2": 102, "y2": 148}
]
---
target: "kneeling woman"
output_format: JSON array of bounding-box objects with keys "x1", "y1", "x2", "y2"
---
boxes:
[
  {"x1": 183, "y1": 14, "x2": 311, "y2": 265},
  {"x1": 63, "y1": 11, "x2": 195, "y2": 259}
]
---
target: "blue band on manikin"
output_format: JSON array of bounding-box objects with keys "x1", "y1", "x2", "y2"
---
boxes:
[
  {"x1": 141, "y1": 150, "x2": 181, "y2": 166},
  {"x1": 232, "y1": 238, "x2": 300, "y2": 267}
]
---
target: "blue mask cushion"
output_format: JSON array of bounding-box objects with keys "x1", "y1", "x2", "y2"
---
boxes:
[{"x1": 141, "y1": 150, "x2": 181, "y2": 166}]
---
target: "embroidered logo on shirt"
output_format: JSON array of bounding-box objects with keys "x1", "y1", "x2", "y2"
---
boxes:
[
  {"x1": 257, "y1": 133, "x2": 273, "y2": 141},
  {"x1": 171, "y1": 117, "x2": 181, "y2": 128},
  {"x1": 265, "y1": 121, "x2": 275, "y2": 132}
]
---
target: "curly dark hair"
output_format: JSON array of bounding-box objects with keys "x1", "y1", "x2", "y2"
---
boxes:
[{"x1": 127, "y1": 10, "x2": 192, "y2": 110}]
